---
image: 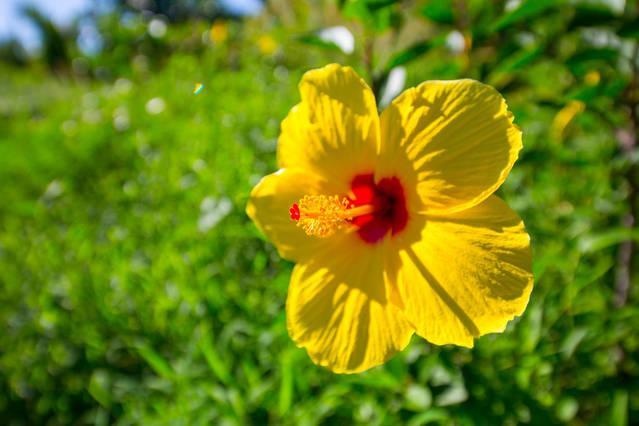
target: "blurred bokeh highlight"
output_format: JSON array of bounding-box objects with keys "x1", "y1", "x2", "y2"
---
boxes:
[{"x1": 0, "y1": 0, "x2": 638, "y2": 424}]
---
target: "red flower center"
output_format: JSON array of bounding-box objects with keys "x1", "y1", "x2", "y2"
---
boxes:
[
  {"x1": 288, "y1": 173, "x2": 408, "y2": 242},
  {"x1": 349, "y1": 173, "x2": 408, "y2": 244}
]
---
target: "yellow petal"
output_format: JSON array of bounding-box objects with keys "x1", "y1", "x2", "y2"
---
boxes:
[
  {"x1": 287, "y1": 242, "x2": 414, "y2": 374},
  {"x1": 387, "y1": 196, "x2": 533, "y2": 347},
  {"x1": 278, "y1": 64, "x2": 380, "y2": 192},
  {"x1": 246, "y1": 168, "x2": 339, "y2": 262},
  {"x1": 378, "y1": 80, "x2": 522, "y2": 214}
]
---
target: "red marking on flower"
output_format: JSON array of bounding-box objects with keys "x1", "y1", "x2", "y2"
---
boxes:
[
  {"x1": 349, "y1": 174, "x2": 408, "y2": 244},
  {"x1": 289, "y1": 203, "x2": 300, "y2": 221}
]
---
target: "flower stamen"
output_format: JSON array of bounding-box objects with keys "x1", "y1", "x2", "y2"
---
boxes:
[{"x1": 289, "y1": 195, "x2": 375, "y2": 238}]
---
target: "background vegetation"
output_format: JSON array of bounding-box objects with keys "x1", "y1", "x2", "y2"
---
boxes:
[{"x1": 1, "y1": 0, "x2": 638, "y2": 424}]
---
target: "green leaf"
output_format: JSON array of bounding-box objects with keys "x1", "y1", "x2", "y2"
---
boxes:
[
  {"x1": 565, "y1": 85, "x2": 599, "y2": 103},
  {"x1": 435, "y1": 382, "x2": 468, "y2": 406},
  {"x1": 227, "y1": 388, "x2": 246, "y2": 421},
  {"x1": 522, "y1": 303, "x2": 543, "y2": 352},
  {"x1": 297, "y1": 34, "x2": 343, "y2": 52},
  {"x1": 491, "y1": 0, "x2": 558, "y2": 32},
  {"x1": 405, "y1": 384, "x2": 432, "y2": 411},
  {"x1": 421, "y1": 0, "x2": 455, "y2": 25},
  {"x1": 385, "y1": 35, "x2": 445, "y2": 71},
  {"x1": 278, "y1": 349, "x2": 295, "y2": 416},
  {"x1": 560, "y1": 328, "x2": 588, "y2": 359},
  {"x1": 566, "y1": 47, "x2": 620, "y2": 77},
  {"x1": 556, "y1": 397, "x2": 579, "y2": 422},
  {"x1": 198, "y1": 325, "x2": 232, "y2": 385},
  {"x1": 135, "y1": 341, "x2": 174, "y2": 380},
  {"x1": 602, "y1": 78, "x2": 629, "y2": 99},
  {"x1": 406, "y1": 408, "x2": 450, "y2": 426},
  {"x1": 567, "y1": 48, "x2": 619, "y2": 67},
  {"x1": 610, "y1": 390, "x2": 628, "y2": 426},
  {"x1": 578, "y1": 228, "x2": 639, "y2": 253},
  {"x1": 342, "y1": 0, "x2": 400, "y2": 32},
  {"x1": 346, "y1": 370, "x2": 402, "y2": 389},
  {"x1": 495, "y1": 45, "x2": 544, "y2": 73},
  {"x1": 619, "y1": 18, "x2": 639, "y2": 39},
  {"x1": 366, "y1": 0, "x2": 397, "y2": 11},
  {"x1": 568, "y1": 5, "x2": 620, "y2": 30},
  {"x1": 88, "y1": 370, "x2": 111, "y2": 408}
]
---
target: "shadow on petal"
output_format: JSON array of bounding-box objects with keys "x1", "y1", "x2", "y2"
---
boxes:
[{"x1": 405, "y1": 245, "x2": 480, "y2": 337}]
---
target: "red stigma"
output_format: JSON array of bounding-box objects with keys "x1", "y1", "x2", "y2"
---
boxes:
[
  {"x1": 349, "y1": 174, "x2": 408, "y2": 244},
  {"x1": 289, "y1": 203, "x2": 300, "y2": 221}
]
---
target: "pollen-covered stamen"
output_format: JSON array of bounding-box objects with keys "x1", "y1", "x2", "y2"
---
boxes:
[{"x1": 289, "y1": 194, "x2": 376, "y2": 238}]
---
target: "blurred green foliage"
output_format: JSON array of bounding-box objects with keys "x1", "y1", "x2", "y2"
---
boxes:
[{"x1": 1, "y1": 0, "x2": 638, "y2": 424}]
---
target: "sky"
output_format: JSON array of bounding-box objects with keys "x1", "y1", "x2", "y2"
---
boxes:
[
  {"x1": 0, "y1": 0, "x2": 263, "y2": 51},
  {"x1": 219, "y1": 0, "x2": 263, "y2": 16},
  {"x1": 0, "y1": 0, "x2": 97, "y2": 50}
]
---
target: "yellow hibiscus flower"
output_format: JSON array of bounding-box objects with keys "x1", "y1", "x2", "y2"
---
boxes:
[{"x1": 246, "y1": 64, "x2": 533, "y2": 374}]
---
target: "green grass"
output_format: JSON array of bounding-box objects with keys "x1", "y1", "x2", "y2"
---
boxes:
[{"x1": 1, "y1": 19, "x2": 638, "y2": 425}]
